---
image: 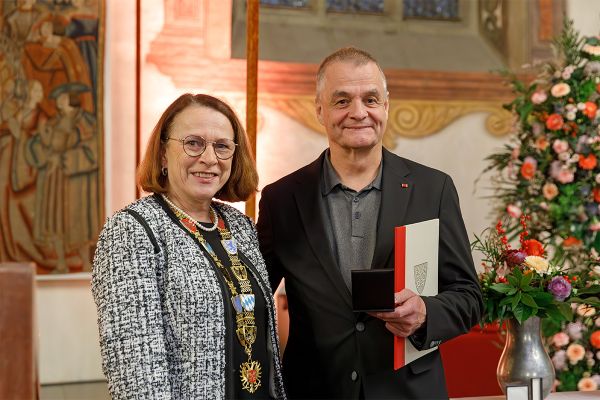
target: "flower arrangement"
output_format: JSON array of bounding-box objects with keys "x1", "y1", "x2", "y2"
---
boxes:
[
  {"x1": 547, "y1": 307, "x2": 600, "y2": 391},
  {"x1": 472, "y1": 215, "x2": 600, "y2": 325},
  {"x1": 476, "y1": 19, "x2": 600, "y2": 393},
  {"x1": 482, "y1": 20, "x2": 600, "y2": 264}
]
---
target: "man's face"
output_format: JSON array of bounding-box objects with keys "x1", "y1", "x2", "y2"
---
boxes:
[{"x1": 316, "y1": 61, "x2": 388, "y2": 152}]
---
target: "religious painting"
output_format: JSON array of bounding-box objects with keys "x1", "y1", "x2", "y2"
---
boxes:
[{"x1": 0, "y1": 0, "x2": 104, "y2": 274}]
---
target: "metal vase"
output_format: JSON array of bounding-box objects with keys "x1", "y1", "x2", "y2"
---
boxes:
[{"x1": 496, "y1": 317, "x2": 554, "y2": 399}]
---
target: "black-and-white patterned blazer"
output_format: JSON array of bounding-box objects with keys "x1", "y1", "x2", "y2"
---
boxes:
[{"x1": 92, "y1": 194, "x2": 286, "y2": 399}]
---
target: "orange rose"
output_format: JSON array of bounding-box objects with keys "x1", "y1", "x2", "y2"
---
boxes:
[
  {"x1": 546, "y1": 114, "x2": 564, "y2": 130},
  {"x1": 535, "y1": 136, "x2": 549, "y2": 150},
  {"x1": 584, "y1": 101, "x2": 598, "y2": 119},
  {"x1": 579, "y1": 154, "x2": 597, "y2": 170},
  {"x1": 563, "y1": 236, "x2": 582, "y2": 247},
  {"x1": 522, "y1": 239, "x2": 544, "y2": 256},
  {"x1": 594, "y1": 188, "x2": 600, "y2": 203},
  {"x1": 591, "y1": 330, "x2": 600, "y2": 349},
  {"x1": 520, "y1": 162, "x2": 536, "y2": 180}
]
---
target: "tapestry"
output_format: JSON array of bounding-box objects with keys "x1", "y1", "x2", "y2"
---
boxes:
[{"x1": 0, "y1": 0, "x2": 104, "y2": 274}]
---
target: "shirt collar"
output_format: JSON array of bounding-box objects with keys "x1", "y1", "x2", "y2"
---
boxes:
[{"x1": 321, "y1": 149, "x2": 383, "y2": 195}]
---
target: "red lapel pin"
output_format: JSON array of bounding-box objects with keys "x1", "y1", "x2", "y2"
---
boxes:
[{"x1": 401, "y1": 183, "x2": 409, "y2": 188}]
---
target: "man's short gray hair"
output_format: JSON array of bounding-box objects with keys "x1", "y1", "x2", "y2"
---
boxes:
[{"x1": 315, "y1": 46, "x2": 388, "y2": 101}]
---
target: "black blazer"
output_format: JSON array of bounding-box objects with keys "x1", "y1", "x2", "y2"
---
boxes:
[{"x1": 257, "y1": 149, "x2": 483, "y2": 399}]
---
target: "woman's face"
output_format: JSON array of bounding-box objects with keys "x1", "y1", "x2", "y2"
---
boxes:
[{"x1": 162, "y1": 105, "x2": 235, "y2": 210}]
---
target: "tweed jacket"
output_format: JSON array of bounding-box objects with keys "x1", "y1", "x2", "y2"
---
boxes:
[{"x1": 92, "y1": 195, "x2": 286, "y2": 399}]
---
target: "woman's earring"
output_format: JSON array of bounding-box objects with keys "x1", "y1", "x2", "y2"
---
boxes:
[{"x1": 161, "y1": 167, "x2": 168, "y2": 176}]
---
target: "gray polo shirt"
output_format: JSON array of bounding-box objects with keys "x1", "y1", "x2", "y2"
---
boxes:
[{"x1": 322, "y1": 152, "x2": 382, "y2": 291}]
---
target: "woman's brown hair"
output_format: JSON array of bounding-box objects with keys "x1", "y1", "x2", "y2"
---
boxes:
[{"x1": 137, "y1": 93, "x2": 258, "y2": 202}]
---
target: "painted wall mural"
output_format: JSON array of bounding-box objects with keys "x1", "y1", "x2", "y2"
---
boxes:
[{"x1": 0, "y1": 0, "x2": 103, "y2": 274}]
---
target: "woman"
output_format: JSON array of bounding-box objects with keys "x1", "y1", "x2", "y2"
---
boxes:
[{"x1": 92, "y1": 94, "x2": 286, "y2": 399}]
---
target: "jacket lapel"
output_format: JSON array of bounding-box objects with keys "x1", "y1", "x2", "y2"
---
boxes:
[
  {"x1": 371, "y1": 149, "x2": 413, "y2": 270},
  {"x1": 294, "y1": 152, "x2": 352, "y2": 308}
]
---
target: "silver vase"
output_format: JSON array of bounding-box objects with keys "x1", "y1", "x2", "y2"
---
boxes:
[{"x1": 497, "y1": 317, "x2": 555, "y2": 399}]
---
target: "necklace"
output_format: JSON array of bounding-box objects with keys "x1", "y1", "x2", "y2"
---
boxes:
[
  {"x1": 161, "y1": 194, "x2": 219, "y2": 231},
  {"x1": 164, "y1": 199, "x2": 262, "y2": 393}
]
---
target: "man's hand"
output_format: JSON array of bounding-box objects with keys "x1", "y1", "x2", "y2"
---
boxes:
[{"x1": 370, "y1": 289, "x2": 426, "y2": 337}]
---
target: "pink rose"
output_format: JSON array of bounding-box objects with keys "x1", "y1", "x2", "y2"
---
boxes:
[
  {"x1": 552, "y1": 332, "x2": 570, "y2": 347},
  {"x1": 578, "y1": 377, "x2": 598, "y2": 391},
  {"x1": 553, "y1": 139, "x2": 569, "y2": 154},
  {"x1": 551, "y1": 83, "x2": 571, "y2": 98},
  {"x1": 507, "y1": 204, "x2": 522, "y2": 218},
  {"x1": 567, "y1": 343, "x2": 586, "y2": 364},
  {"x1": 556, "y1": 169, "x2": 575, "y2": 184},
  {"x1": 583, "y1": 44, "x2": 600, "y2": 56},
  {"x1": 531, "y1": 90, "x2": 548, "y2": 104},
  {"x1": 590, "y1": 222, "x2": 600, "y2": 231},
  {"x1": 542, "y1": 182, "x2": 559, "y2": 200}
]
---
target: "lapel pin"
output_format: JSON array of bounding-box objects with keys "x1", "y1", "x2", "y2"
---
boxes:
[{"x1": 401, "y1": 183, "x2": 409, "y2": 188}]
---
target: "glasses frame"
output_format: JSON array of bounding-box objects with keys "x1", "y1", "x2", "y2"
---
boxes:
[{"x1": 166, "y1": 135, "x2": 238, "y2": 160}]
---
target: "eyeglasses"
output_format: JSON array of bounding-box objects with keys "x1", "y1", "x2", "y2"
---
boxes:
[{"x1": 167, "y1": 135, "x2": 238, "y2": 160}]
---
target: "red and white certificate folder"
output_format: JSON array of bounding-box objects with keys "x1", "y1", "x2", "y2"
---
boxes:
[{"x1": 394, "y1": 219, "x2": 439, "y2": 370}]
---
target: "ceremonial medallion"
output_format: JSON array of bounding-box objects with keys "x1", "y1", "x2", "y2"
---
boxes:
[
  {"x1": 240, "y1": 359, "x2": 262, "y2": 393},
  {"x1": 221, "y1": 238, "x2": 238, "y2": 255}
]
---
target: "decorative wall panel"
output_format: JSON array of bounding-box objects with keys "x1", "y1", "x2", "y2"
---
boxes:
[
  {"x1": 326, "y1": 0, "x2": 385, "y2": 13},
  {"x1": 0, "y1": 0, "x2": 104, "y2": 274},
  {"x1": 403, "y1": 0, "x2": 459, "y2": 20}
]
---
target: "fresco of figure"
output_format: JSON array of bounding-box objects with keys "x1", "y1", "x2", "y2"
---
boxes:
[
  {"x1": 26, "y1": 82, "x2": 98, "y2": 273},
  {"x1": 4, "y1": 0, "x2": 46, "y2": 44},
  {"x1": 66, "y1": 0, "x2": 99, "y2": 112},
  {"x1": 22, "y1": 14, "x2": 93, "y2": 116},
  {"x1": 0, "y1": 79, "x2": 49, "y2": 265}
]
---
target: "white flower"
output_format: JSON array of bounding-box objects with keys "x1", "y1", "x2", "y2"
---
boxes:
[
  {"x1": 566, "y1": 111, "x2": 577, "y2": 120},
  {"x1": 559, "y1": 152, "x2": 571, "y2": 161},
  {"x1": 577, "y1": 304, "x2": 596, "y2": 317},
  {"x1": 578, "y1": 102, "x2": 587, "y2": 110},
  {"x1": 562, "y1": 65, "x2": 575, "y2": 79},
  {"x1": 524, "y1": 256, "x2": 549, "y2": 274}
]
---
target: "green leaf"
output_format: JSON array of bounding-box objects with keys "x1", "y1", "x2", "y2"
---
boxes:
[
  {"x1": 520, "y1": 272, "x2": 533, "y2": 289},
  {"x1": 513, "y1": 304, "x2": 526, "y2": 323},
  {"x1": 500, "y1": 296, "x2": 514, "y2": 306},
  {"x1": 520, "y1": 293, "x2": 538, "y2": 308},
  {"x1": 507, "y1": 275, "x2": 519, "y2": 287},
  {"x1": 544, "y1": 305, "x2": 566, "y2": 322},
  {"x1": 512, "y1": 267, "x2": 523, "y2": 280},
  {"x1": 558, "y1": 302, "x2": 573, "y2": 320},
  {"x1": 576, "y1": 285, "x2": 600, "y2": 295},
  {"x1": 529, "y1": 291, "x2": 554, "y2": 306},
  {"x1": 490, "y1": 283, "x2": 513, "y2": 294},
  {"x1": 512, "y1": 291, "x2": 522, "y2": 309}
]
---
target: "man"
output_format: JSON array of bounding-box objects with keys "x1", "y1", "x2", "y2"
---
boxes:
[{"x1": 257, "y1": 47, "x2": 482, "y2": 399}]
